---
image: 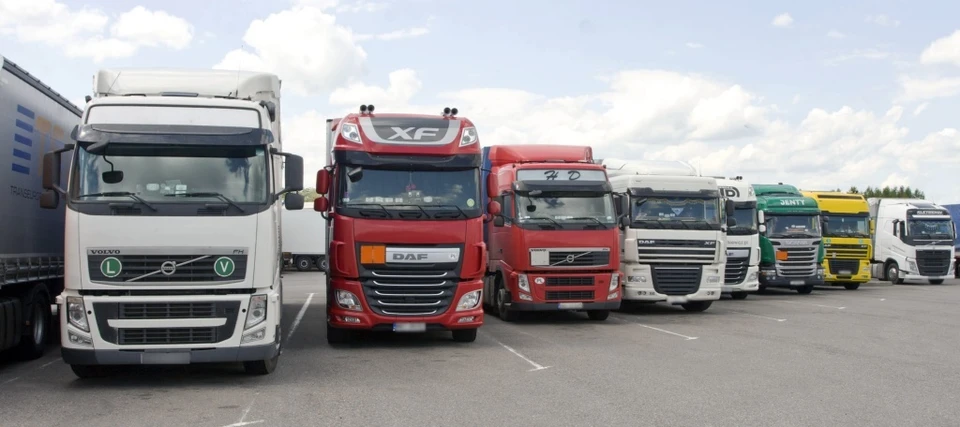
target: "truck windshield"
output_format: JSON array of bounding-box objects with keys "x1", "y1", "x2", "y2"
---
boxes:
[
  {"x1": 515, "y1": 192, "x2": 616, "y2": 227},
  {"x1": 729, "y1": 206, "x2": 758, "y2": 235},
  {"x1": 822, "y1": 214, "x2": 870, "y2": 238},
  {"x1": 907, "y1": 219, "x2": 954, "y2": 240},
  {"x1": 631, "y1": 196, "x2": 721, "y2": 228},
  {"x1": 766, "y1": 214, "x2": 821, "y2": 238},
  {"x1": 339, "y1": 166, "x2": 480, "y2": 218},
  {"x1": 70, "y1": 143, "x2": 269, "y2": 203}
]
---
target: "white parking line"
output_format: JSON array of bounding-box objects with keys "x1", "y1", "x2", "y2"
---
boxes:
[
  {"x1": 485, "y1": 334, "x2": 550, "y2": 372},
  {"x1": 0, "y1": 356, "x2": 61, "y2": 385},
  {"x1": 222, "y1": 394, "x2": 265, "y2": 427},
  {"x1": 285, "y1": 292, "x2": 315, "y2": 343},
  {"x1": 775, "y1": 300, "x2": 846, "y2": 310},
  {"x1": 726, "y1": 310, "x2": 786, "y2": 322},
  {"x1": 611, "y1": 315, "x2": 698, "y2": 340}
]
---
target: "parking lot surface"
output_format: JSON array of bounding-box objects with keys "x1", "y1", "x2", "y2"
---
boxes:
[{"x1": 1, "y1": 272, "x2": 959, "y2": 427}]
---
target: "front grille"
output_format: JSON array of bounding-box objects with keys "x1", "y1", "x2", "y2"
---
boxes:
[
  {"x1": 827, "y1": 259, "x2": 859, "y2": 275},
  {"x1": 652, "y1": 265, "x2": 702, "y2": 295},
  {"x1": 725, "y1": 257, "x2": 749, "y2": 284},
  {"x1": 120, "y1": 302, "x2": 216, "y2": 319},
  {"x1": 363, "y1": 267, "x2": 459, "y2": 317},
  {"x1": 87, "y1": 254, "x2": 248, "y2": 283},
  {"x1": 118, "y1": 327, "x2": 217, "y2": 345},
  {"x1": 637, "y1": 240, "x2": 717, "y2": 264},
  {"x1": 545, "y1": 276, "x2": 595, "y2": 286},
  {"x1": 825, "y1": 244, "x2": 869, "y2": 259},
  {"x1": 545, "y1": 291, "x2": 595, "y2": 301},
  {"x1": 773, "y1": 243, "x2": 819, "y2": 277},
  {"x1": 546, "y1": 251, "x2": 610, "y2": 267},
  {"x1": 917, "y1": 250, "x2": 951, "y2": 276}
]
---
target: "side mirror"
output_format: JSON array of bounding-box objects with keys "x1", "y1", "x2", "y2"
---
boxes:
[
  {"x1": 618, "y1": 215, "x2": 630, "y2": 229},
  {"x1": 284, "y1": 192, "x2": 305, "y2": 210},
  {"x1": 759, "y1": 224, "x2": 767, "y2": 234},
  {"x1": 40, "y1": 144, "x2": 75, "y2": 210},
  {"x1": 898, "y1": 222, "x2": 906, "y2": 240},
  {"x1": 487, "y1": 200, "x2": 501, "y2": 216},
  {"x1": 493, "y1": 215, "x2": 504, "y2": 227},
  {"x1": 282, "y1": 154, "x2": 304, "y2": 193},
  {"x1": 486, "y1": 173, "x2": 497, "y2": 199},
  {"x1": 316, "y1": 169, "x2": 331, "y2": 194},
  {"x1": 314, "y1": 196, "x2": 330, "y2": 213},
  {"x1": 727, "y1": 216, "x2": 737, "y2": 227},
  {"x1": 725, "y1": 199, "x2": 735, "y2": 217},
  {"x1": 757, "y1": 210, "x2": 765, "y2": 224}
]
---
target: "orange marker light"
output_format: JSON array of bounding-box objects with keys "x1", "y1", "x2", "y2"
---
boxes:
[
  {"x1": 360, "y1": 245, "x2": 386, "y2": 265},
  {"x1": 775, "y1": 250, "x2": 789, "y2": 261}
]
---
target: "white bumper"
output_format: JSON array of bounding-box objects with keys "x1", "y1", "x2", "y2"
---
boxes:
[
  {"x1": 722, "y1": 266, "x2": 760, "y2": 293},
  {"x1": 621, "y1": 263, "x2": 723, "y2": 303}
]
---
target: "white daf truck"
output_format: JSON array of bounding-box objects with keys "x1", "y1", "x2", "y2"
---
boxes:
[
  {"x1": 39, "y1": 68, "x2": 305, "y2": 378},
  {"x1": 868, "y1": 198, "x2": 955, "y2": 284},
  {"x1": 600, "y1": 159, "x2": 733, "y2": 312},
  {"x1": 716, "y1": 177, "x2": 761, "y2": 299}
]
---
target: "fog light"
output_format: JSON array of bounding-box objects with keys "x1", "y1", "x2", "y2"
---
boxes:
[
  {"x1": 68, "y1": 331, "x2": 92, "y2": 346},
  {"x1": 242, "y1": 327, "x2": 266, "y2": 343},
  {"x1": 707, "y1": 276, "x2": 720, "y2": 284},
  {"x1": 607, "y1": 291, "x2": 619, "y2": 300},
  {"x1": 458, "y1": 316, "x2": 475, "y2": 323},
  {"x1": 519, "y1": 293, "x2": 532, "y2": 301},
  {"x1": 343, "y1": 316, "x2": 361, "y2": 323}
]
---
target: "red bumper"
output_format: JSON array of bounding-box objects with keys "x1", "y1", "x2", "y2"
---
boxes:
[{"x1": 327, "y1": 277, "x2": 484, "y2": 330}]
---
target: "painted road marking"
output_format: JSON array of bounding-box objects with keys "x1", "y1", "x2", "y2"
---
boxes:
[
  {"x1": 485, "y1": 334, "x2": 550, "y2": 372},
  {"x1": 612, "y1": 315, "x2": 698, "y2": 340},
  {"x1": 286, "y1": 292, "x2": 315, "y2": 343},
  {"x1": 775, "y1": 300, "x2": 846, "y2": 310},
  {"x1": 726, "y1": 310, "x2": 787, "y2": 322}
]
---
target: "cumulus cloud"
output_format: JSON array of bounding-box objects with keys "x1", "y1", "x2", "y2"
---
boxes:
[
  {"x1": 356, "y1": 27, "x2": 430, "y2": 41},
  {"x1": 897, "y1": 75, "x2": 960, "y2": 102},
  {"x1": 0, "y1": 0, "x2": 193, "y2": 62},
  {"x1": 771, "y1": 13, "x2": 793, "y2": 28},
  {"x1": 920, "y1": 29, "x2": 960, "y2": 67},
  {"x1": 866, "y1": 14, "x2": 901, "y2": 28}
]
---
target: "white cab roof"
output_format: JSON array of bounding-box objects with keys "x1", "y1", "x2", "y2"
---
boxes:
[
  {"x1": 600, "y1": 158, "x2": 698, "y2": 177},
  {"x1": 94, "y1": 68, "x2": 280, "y2": 101}
]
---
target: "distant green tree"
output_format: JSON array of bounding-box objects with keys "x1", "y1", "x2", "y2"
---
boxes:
[
  {"x1": 860, "y1": 185, "x2": 925, "y2": 199},
  {"x1": 848, "y1": 186, "x2": 859, "y2": 194}
]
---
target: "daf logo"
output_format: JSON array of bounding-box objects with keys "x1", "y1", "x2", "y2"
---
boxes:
[
  {"x1": 160, "y1": 261, "x2": 177, "y2": 276},
  {"x1": 388, "y1": 126, "x2": 440, "y2": 141},
  {"x1": 393, "y1": 253, "x2": 428, "y2": 261},
  {"x1": 638, "y1": 240, "x2": 655, "y2": 245}
]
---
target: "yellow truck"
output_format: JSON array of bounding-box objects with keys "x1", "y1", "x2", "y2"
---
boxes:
[{"x1": 801, "y1": 191, "x2": 872, "y2": 289}]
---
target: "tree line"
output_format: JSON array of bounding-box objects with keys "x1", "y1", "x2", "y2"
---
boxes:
[{"x1": 826, "y1": 185, "x2": 926, "y2": 199}]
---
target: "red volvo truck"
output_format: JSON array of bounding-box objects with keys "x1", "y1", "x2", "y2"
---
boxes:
[
  {"x1": 313, "y1": 105, "x2": 499, "y2": 344},
  {"x1": 480, "y1": 145, "x2": 621, "y2": 321}
]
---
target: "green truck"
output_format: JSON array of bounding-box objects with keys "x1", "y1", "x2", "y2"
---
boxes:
[{"x1": 753, "y1": 184, "x2": 826, "y2": 294}]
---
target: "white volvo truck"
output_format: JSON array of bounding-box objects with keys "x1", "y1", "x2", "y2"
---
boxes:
[
  {"x1": 600, "y1": 159, "x2": 733, "y2": 312},
  {"x1": 868, "y1": 198, "x2": 955, "y2": 284},
  {"x1": 716, "y1": 177, "x2": 761, "y2": 299},
  {"x1": 39, "y1": 68, "x2": 305, "y2": 378}
]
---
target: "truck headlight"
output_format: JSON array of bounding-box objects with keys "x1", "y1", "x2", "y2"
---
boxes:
[
  {"x1": 517, "y1": 274, "x2": 530, "y2": 292},
  {"x1": 748, "y1": 271, "x2": 758, "y2": 281},
  {"x1": 456, "y1": 290, "x2": 481, "y2": 311},
  {"x1": 609, "y1": 273, "x2": 620, "y2": 291},
  {"x1": 335, "y1": 290, "x2": 363, "y2": 311},
  {"x1": 66, "y1": 296, "x2": 89, "y2": 332},
  {"x1": 907, "y1": 259, "x2": 918, "y2": 273},
  {"x1": 244, "y1": 295, "x2": 268, "y2": 329},
  {"x1": 459, "y1": 126, "x2": 478, "y2": 146},
  {"x1": 341, "y1": 123, "x2": 361, "y2": 143}
]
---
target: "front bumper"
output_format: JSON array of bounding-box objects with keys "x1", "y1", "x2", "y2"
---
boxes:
[
  {"x1": 621, "y1": 264, "x2": 722, "y2": 302},
  {"x1": 62, "y1": 343, "x2": 278, "y2": 365},
  {"x1": 327, "y1": 277, "x2": 484, "y2": 330},
  {"x1": 507, "y1": 301, "x2": 621, "y2": 311},
  {"x1": 722, "y1": 266, "x2": 760, "y2": 293},
  {"x1": 759, "y1": 268, "x2": 825, "y2": 288}
]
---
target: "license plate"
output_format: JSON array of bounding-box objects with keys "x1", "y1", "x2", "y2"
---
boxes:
[
  {"x1": 666, "y1": 296, "x2": 687, "y2": 304},
  {"x1": 141, "y1": 352, "x2": 190, "y2": 365},
  {"x1": 558, "y1": 302, "x2": 583, "y2": 310},
  {"x1": 790, "y1": 280, "x2": 804, "y2": 285},
  {"x1": 393, "y1": 322, "x2": 426, "y2": 333},
  {"x1": 839, "y1": 270, "x2": 852, "y2": 275}
]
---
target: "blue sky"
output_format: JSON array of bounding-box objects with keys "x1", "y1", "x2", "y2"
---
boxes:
[{"x1": 3, "y1": 0, "x2": 959, "y2": 202}]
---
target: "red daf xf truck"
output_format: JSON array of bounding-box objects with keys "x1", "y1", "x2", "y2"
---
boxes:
[
  {"x1": 313, "y1": 106, "x2": 499, "y2": 344},
  {"x1": 480, "y1": 145, "x2": 621, "y2": 321}
]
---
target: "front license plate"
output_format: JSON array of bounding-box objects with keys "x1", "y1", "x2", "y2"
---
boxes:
[
  {"x1": 790, "y1": 280, "x2": 804, "y2": 285},
  {"x1": 558, "y1": 302, "x2": 583, "y2": 310},
  {"x1": 141, "y1": 352, "x2": 190, "y2": 365},
  {"x1": 666, "y1": 296, "x2": 687, "y2": 304},
  {"x1": 393, "y1": 322, "x2": 426, "y2": 333},
  {"x1": 839, "y1": 270, "x2": 852, "y2": 275}
]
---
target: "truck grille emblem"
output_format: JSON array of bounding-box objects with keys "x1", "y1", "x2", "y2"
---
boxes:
[{"x1": 160, "y1": 261, "x2": 177, "y2": 276}]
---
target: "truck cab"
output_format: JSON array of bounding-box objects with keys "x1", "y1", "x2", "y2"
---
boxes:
[
  {"x1": 801, "y1": 191, "x2": 872, "y2": 290},
  {"x1": 716, "y1": 177, "x2": 761, "y2": 299},
  {"x1": 868, "y1": 198, "x2": 955, "y2": 284},
  {"x1": 602, "y1": 159, "x2": 733, "y2": 312},
  {"x1": 753, "y1": 184, "x2": 825, "y2": 294}
]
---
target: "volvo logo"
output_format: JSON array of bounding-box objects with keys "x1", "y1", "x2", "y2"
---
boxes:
[
  {"x1": 160, "y1": 261, "x2": 177, "y2": 276},
  {"x1": 565, "y1": 254, "x2": 576, "y2": 263}
]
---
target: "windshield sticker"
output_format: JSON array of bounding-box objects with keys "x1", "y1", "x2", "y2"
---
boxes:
[
  {"x1": 146, "y1": 183, "x2": 160, "y2": 191},
  {"x1": 467, "y1": 198, "x2": 475, "y2": 207}
]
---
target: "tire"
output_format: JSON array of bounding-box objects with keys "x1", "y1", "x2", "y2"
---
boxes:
[
  {"x1": 326, "y1": 322, "x2": 351, "y2": 345},
  {"x1": 796, "y1": 285, "x2": 813, "y2": 294},
  {"x1": 318, "y1": 257, "x2": 328, "y2": 271},
  {"x1": 452, "y1": 328, "x2": 477, "y2": 343},
  {"x1": 294, "y1": 256, "x2": 312, "y2": 271},
  {"x1": 71, "y1": 364, "x2": 107, "y2": 379},
  {"x1": 731, "y1": 292, "x2": 748, "y2": 300},
  {"x1": 243, "y1": 353, "x2": 279, "y2": 375},
  {"x1": 587, "y1": 310, "x2": 610, "y2": 321},
  {"x1": 0, "y1": 298, "x2": 19, "y2": 351},
  {"x1": 929, "y1": 279, "x2": 944, "y2": 285},
  {"x1": 681, "y1": 301, "x2": 712, "y2": 312},
  {"x1": 886, "y1": 263, "x2": 904, "y2": 284},
  {"x1": 844, "y1": 283, "x2": 861, "y2": 290},
  {"x1": 17, "y1": 289, "x2": 51, "y2": 360},
  {"x1": 495, "y1": 281, "x2": 518, "y2": 322}
]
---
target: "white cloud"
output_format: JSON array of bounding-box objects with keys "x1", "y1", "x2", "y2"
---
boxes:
[
  {"x1": 0, "y1": 0, "x2": 193, "y2": 62},
  {"x1": 920, "y1": 29, "x2": 960, "y2": 67},
  {"x1": 866, "y1": 14, "x2": 901, "y2": 28},
  {"x1": 827, "y1": 30, "x2": 846, "y2": 39},
  {"x1": 772, "y1": 13, "x2": 793, "y2": 28},
  {"x1": 913, "y1": 102, "x2": 929, "y2": 116},
  {"x1": 214, "y1": 5, "x2": 367, "y2": 96},
  {"x1": 686, "y1": 42, "x2": 703, "y2": 49},
  {"x1": 337, "y1": 0, "x2": 388, "y2": 13},
  {"x1": 897, "y1": 75, "x2": 960, "y2": 102},
  {"x1": 356, "y1": 27, "x2": 429, "y2": 41},
  {"x1": 826, "y1": 48, "x2": 892, "y2": 65}
]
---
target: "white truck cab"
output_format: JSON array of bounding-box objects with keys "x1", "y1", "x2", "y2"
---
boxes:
[
  {"x1": 716, "y1": 177, "x2": 761, "y2": 299},
  {"x1": 600, "y1": 159, "x2": 734, "y2": 312},
  {"x1": 39, "y1": 68, "x2": 306, "y2": 378},
  {"x1": 868, "y1": 198, "x2": 956, "y2": 284}
]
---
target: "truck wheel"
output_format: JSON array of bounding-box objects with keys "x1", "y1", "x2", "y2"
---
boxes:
[
  {"x1": 844, "y1": 283, "x2": 861, "y2": 290},
  {"x1": 0, "y1": 298, "x2": 20, "y2": 351},
  {"x1": 318, "y1": 258, "x2": 328, "y2": 271},
  {"x1": 451, "y1": 328, "x2": 477, "y2": 343},
  {"x1": 17, "y1": 289, "x2": 51, "y2": 360},
  {"x1": 495, "y1": 287, "x2": 518, "y2": 322},
  {"x1": 294, "y1": 256, "x2": 312, "y2": 271},
  {"x1": 243, "y1": 354, "x2": 279, "y2": 375},
  {"x1": 326, "y1": 323, "x2": 352, "y2": 345},
  {"x1": 929, "y1": 279, "x2": 944, "y2": 285},
  {"x1": 71, "y1": 364, "x2": 107, "y2": 379},
  {"x1": 681, "y1": 301, "x2": 712, "y2": 312},
  {"x1": 587, "y1": 310, "x2": 610, "y2": 321},
  {"x1": 796, "y1": 285, "x2": 813, "y2": 294},
  {"x1": 731, "y1": 292, "x2": 748, "y2": 300},
  {"x1": 886, "y1": 263, "x2": 904, "y2": 284}
]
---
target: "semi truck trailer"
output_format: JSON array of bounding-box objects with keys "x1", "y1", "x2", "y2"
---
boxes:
[
  {"x1": 801, "y1": 191, "x2": 872, "y2": 290},
  {"x1": 868, "y1": 198, "x2": 955, "y2": 284},
  {"x1": 753, "y1": 184, "x2": 825, "y2": 294},
  {"x1": 480, "y1": 145, "x2": 621, "y2": 321},
  {"x1": 281, "y1": 208, "x2": 327, "y2": 271},
  {"x1": 0, "y1": 55, "x2": 80, "y2": 359},
  {"x1": 40, "y1": 68, "x2": 305, "y2": 377}
]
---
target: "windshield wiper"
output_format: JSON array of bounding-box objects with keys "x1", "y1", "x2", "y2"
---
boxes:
[
  {"x1": 166, "y1": 192, "x2": 245, "y2": 213},
  {"x1": 524, "y1": 216, "x2": 563, "y2": 228},
  {"x1": 390, "y1": 204, "x2": 431, "y2": 218},
  {"x1": 568, "y1": 217, "x2": 608, "y2": 229},
  {"x1": 632, "y1": 219, "x2": 665, "y2": 229},
  {"x1": 78, "y1": 191, "x2": 157, "y2": 211},
  {"x1": 431, "y1": 204, "x2": 467, "y2": 218},
  {"x1": 348, "y1": 203, "x2": 393, "y2": 218}
]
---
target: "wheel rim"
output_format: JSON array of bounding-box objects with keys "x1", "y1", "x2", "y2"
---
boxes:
[
  {"x1": 32, "y1": 303, "x2": 45, "y2": 345},
  {"x1": 298, "y1": 259, "x2": 309, "y2": 269},
  {"x1": 888, "y1": 265, "x2": 897, "y2": 280}
]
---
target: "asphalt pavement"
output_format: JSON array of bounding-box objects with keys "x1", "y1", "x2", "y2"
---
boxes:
[{"x1": 2, "y1": 273, "x2": 959, "y2": 427}]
